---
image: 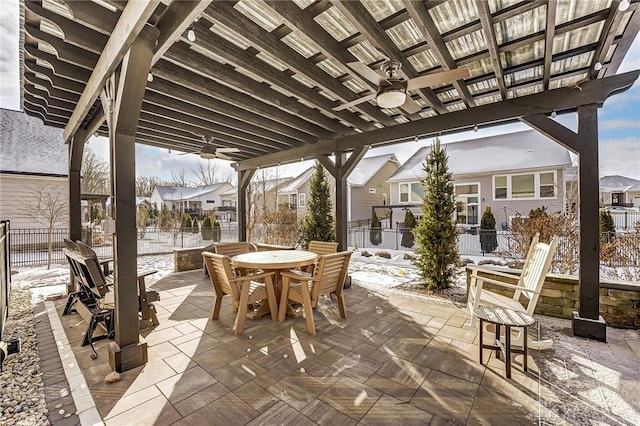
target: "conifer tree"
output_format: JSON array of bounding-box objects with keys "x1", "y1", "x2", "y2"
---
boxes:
[
  {"x1": 479, "y1": 206, "x2": 498, "y2": 253},
  {"x1": 401, "y1": 209, "x2": 416, "y2": 248},
  {"x1": 413, "y1": 139, "x2": 459, "y2": 290},
  {"x1": 298, "y1": 163, "x2": 336, "y2": 249},
  {"x1": 370, "y1": 211, "x2": 382, "y2": 246}
]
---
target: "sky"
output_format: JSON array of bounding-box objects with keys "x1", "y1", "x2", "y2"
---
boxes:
[{"x1": 1, "y1": 1, "x2": 638, "y2": 183}]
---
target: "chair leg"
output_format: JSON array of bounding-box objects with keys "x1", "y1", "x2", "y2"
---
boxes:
[
  {"x1": 211, "y1": 296, "x2": 223, "y2": 320},
  {"x1": 234, "y1": 282, "x2": 251, "y2": 334},
  {"x1": 278, "y1": 277, "x2": 292, "y2": 322},
  {"x1": 300, "y1": 281, "x2": 315, "y2": 335},
  {"x1": 337, "y1": 294, "x2": 347, "y2": 319},
  {"x1": 265, "y1": 277, "x2": 278, "y2": 321}
]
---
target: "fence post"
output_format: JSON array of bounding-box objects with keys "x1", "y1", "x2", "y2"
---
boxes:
[{"x1": 625, "y1": 211, "x2": 628, "y2": 230}]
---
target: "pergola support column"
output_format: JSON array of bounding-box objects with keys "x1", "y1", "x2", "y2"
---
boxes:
[
  {"x1": 68, "y1": 130, "x2": 86, "y2": 294},
  {"x1": 104, "y1": 27, "x2": 159, "y2": 372},
  {"x1": 237, "y1": 168, "x2": 256, "y2": 242},
  {"x1": 318, "y1": 147, "x2": 368, "y2": 250},
  {"x1": 573, "y1": 104, "x2": 606, "y2": 341},
  {"x1": 522, "y1": 105, "x2": 606, "y2": 342}
]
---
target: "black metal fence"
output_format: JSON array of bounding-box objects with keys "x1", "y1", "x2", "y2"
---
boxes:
[
  {"x1": 10, "y1": 225, "x2": 240, "y2": 267},
  {"x1": 348, "y1": 227, "x2": 639, "y2": 268},
  {"x1": 9, "y1": 225, "x2": 640, "y2": 269}
]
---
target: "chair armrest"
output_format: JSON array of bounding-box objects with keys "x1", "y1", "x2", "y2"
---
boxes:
[
  {"x1": 467, "y1": 265, "x2": 521, "y2": 281},
  {"x1": 233, "y1": 271, "x2": 275, "y2": 283},
  {"x1": 137, "y1": 270, "x2": 157, "y2": 278},
  {"x1": 280, "y1": 270, "x2": 318, "y2": 281},
  {"x1": 473, "y1": 275, "x2": 539, "y2": 293},
  {"x1": 99, "y1": 258, "x2": 114, "y2": 275}
]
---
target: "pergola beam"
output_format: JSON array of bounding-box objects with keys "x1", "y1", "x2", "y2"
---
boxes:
[
  {"x1": 235, "y1": 71, "x2": 639, "y2": 171},
  {"x1": 63, "y1": 0, "x2": 159, "y2": 143},
  {"x1": 477, "y1": 1, "x2": 508, "y2": 100}
]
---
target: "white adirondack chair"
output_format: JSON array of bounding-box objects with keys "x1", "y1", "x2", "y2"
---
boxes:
[{"x1": 467, "y1": 233, "x2": 559, "y2": 349}]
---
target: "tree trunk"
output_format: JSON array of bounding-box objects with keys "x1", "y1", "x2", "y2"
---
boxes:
[{"x1": 47, "y1": 223, "x2": 53, "y2": 270}]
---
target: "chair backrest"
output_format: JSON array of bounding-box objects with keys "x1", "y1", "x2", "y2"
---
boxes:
[
  {"x1": 308, "y1": 241, "x2": 339, "y2": 256},
  {"x1": 63, "y1": 238, "x2": 79, "y2": 251},
  {"x1": 311, "y1": 251, "x2": 352, "y2": 302},
  {"x1": 63, "y1": 249, "x2": 109, "y2": 297},
  {"x1": 202, "y1": 252, "x2": 240, "y2": 302},
  {"x1": 514, "y1": 233, "x2": 558, "y2": 309},
  {"x1": 213, "y1": 242, "x2": 254, "y2": 258}
]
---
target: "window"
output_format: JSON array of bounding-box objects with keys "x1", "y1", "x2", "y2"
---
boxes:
[
  {"x1": 298, "y1": 193, "x2": 306, "y2": 207},
  {"x1": 382, "y1": 193, "x2": 387, "y2": 205},
  {"x1": 290, "y1": 194, "x2": 297, "y2": 208},
  {"x1": 493, "y1": 171, "x2": 557, "y2": 200},
  {"x1": 399, "y1": 182, "x2": 424, "y2": 202},
  {"x1": 455, "y1": 183, "x2": 480, "y2": 225}
]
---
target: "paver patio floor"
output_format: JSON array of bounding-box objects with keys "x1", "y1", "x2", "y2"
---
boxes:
[{"x1": 54, "y1": 270, "x2": 640, "y2": 425}]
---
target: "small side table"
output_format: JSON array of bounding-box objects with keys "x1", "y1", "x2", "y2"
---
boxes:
[{"x1": 474, "y1": 305, "x2": 536, "y2": 378}]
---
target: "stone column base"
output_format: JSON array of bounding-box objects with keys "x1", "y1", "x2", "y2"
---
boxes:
[
  {"x1": 109, "y1": 341, "x2": 148, "y2": 373},
  {"x1": 572, "y1": 312, "x2": 607, "y2": 342}
]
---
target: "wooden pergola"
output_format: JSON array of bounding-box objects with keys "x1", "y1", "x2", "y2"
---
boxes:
[{"x1": 20, "y1": 0, "x2": 639, "y2": 372}]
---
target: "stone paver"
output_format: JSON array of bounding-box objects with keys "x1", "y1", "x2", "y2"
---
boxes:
[{"x1": 52, "y1": 270, "x2": 640, "y2": 425}]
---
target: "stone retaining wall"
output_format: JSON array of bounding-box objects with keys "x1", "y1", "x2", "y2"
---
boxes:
[
  {"x1": 174, "y1": 246, "x2": 213, "y2": 272},
  {"x1": 466, "y1": 266, "x2": 640, "y2": 329}
]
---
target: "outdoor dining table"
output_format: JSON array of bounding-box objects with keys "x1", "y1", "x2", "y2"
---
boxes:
[{"x1": 231, "y1": 250, "x2": 318, "y2": 319}]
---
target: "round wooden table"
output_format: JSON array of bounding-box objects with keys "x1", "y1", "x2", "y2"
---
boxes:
[
  {"x1": 475, "y1": 305, "x2": 536, "y2": 378},
  {"x1": 232, "y1": 250, "x2": 318, "y2": 319}
]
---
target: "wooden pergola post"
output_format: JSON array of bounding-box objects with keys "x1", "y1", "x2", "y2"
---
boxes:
[
  {"x1": 67, "y1": 130, "x2": 86, "y2": 294},
  {"x1": 522, "y1": 103, "x2": 606, "y2": 341},
  {"x1": 105, "y1": 27, "x2": 159, "y2": 372},
  {"x1": 318, "y1": 147, "x2": 368, "y2": 250},
  {"x1": 237, "y1": 168, "x2": 256, "y2": 242}
]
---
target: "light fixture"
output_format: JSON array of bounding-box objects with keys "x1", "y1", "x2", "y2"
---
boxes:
[
  {"x1": 414, "y1": 135, "x2": 418, "y2": 143},
  {"x1": 187, "y1": 26, "x2": 196, "y2": 42},
  {"x1": 473, "y1": 124, "x2": 479, "y2": 132},
  {"x1": 551, "y1": 110, "x2": 557, "y2": 118},
  {"x1": 168, "y1": 148, "x2": 171, "y2": 154},
  {"x1": 376, "y1": 89, "x2": 406, "y2": 109},
  {"x1": 594, "y1": 61, "x2": 603, "y2": 71},
  {"x1": 147, "y1": 72, "x2": 153, "y2": 82},
  {"x1": 619, "y1": 0, "x2": 630, "y2": 12},
  {"x1": 94, "y1": 131, "x2": 99, "y2": 137},
  {"x1": 300, "y1": 157, "x2": 304, "y2": 162}
]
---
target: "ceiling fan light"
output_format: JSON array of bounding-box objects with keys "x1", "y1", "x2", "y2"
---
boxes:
[
  {"x1": 200, "y1": 152, "x2": 216, "y2": 159},
  {"x1": 377, "y1": 90, "x2": 406, "y2": 109},
  {"x1": 619, "y1": 0, "x2": 630, "y2": 12}
]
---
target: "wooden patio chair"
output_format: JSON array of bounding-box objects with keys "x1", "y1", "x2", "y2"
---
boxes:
[
  {"x1": 278, "y1": 251, "x2": 352, "y2": 334},
  {"x1": 303, "y1": 240, "x2": 339, "y2": 273},
  {"x1": 211, "y1": 242, "x2": 257, "y2": 277},
  {"x1": 467, "y1": 233, "x2": 558, "y2": 349},
  {"x1": 202, "y1": 252, "x2": 278, "y2": 334}
]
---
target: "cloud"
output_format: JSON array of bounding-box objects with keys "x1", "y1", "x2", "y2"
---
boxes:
[
  {"x1": 599, "y1": 119, "x2": 640, "y2": 130},
  {"x1": 599, "y1": 136, "x2": 640, "y2": 180}
]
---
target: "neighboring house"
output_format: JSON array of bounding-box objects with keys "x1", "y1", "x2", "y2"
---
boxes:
[
  {"x1": 599, "y1": 175, "x2": 640, "y2": 208},
  {"x1": 251, "y1": 176, "x2": 293, "y2": 211},
  {"x1": 346, "y1": 154, "x2": 400, "y2": 224},
  {"x1": 0, "y1": 108, "x2": 68, "y2": 229},
  {"x1": 150, "y1": 183, "x2": 234, "y2": 219},
  {"x1": 277, "y1": 154, "x2": 400, "y2": 223},
  {"x1": 386, "y1": 130, "x2": 572, "y2": 230},
  {"x1": 218, "y1": 186, "x2": 238, "y2": 222}
]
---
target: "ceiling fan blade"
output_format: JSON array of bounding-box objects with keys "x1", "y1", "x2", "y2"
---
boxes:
[
  {"x1": 216, "y1": 147, "x2": 240, "y2": 153},
  {"x1": 215, "y1": 152, "x2": 232, "y2": 161},
  {"x1": 346, "y1": 62, "x2": 384, "y2": 85},
  {"x1": 406, "y1": 68, "x2": 470, "y2": 91},
  {"x1": 178, "y1": 150, "x2": 198, "y2": 156},
  {"x1": 332, "y1": 93, "x2": 376, "y2": 111},
  {"x1": 400, "y1": 97, "x2": 422, "y2": 115}
]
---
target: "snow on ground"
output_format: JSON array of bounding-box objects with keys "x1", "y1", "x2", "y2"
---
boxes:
[{"x1": 10, "y1": 249, "x2": 501, "y2": 304}]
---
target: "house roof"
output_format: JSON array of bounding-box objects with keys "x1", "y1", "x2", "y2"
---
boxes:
[
  {"x1": 279, "y1": 167, "x2": 316, "y2": 194},
  {"x1": 0, "y1": 108, "x2": 67, "y2": 177},
  {"x1": 251, "y1": 177, "x2": 293, "y2": 194},
  {"x1": 388, "y1": 130, "x2": 572, "y2": 182},
  {"x1": 347, "y1": 154, "x2": 398, "y2": 187},
  {"x1": 599, "y1": 175, "x2": 640, "y2": 193},
  {"x1": 154, "y1": 183, "x2": 229, "y2": 201}
]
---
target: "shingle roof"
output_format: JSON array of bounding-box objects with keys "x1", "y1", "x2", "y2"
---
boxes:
[
  {"x1": 0, "y1": 108, "x2": 67, "y2": 176},
  {"x1": 279, "y1": 167, "x2": 315, "y2": 194},
  {"x1": 388, "y1": 130, "x2": 572, "y2": 182},
  {"x1": 154, "y1": 183, "x2": 229, "y2": 201},
  {"x1": 347, "y1": 154, "x2": 398, "y2": 186},
  {"x1": 599, "y1": 175, "x2": 640, "y2": 193}
]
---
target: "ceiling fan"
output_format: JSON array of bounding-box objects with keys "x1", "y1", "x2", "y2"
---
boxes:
[
  {"x1": 333, "y1": 60, "x2": 470, "y2": 114},
  {"x1": 179, "y1": 136, "x2": 240, "y2": 160}
]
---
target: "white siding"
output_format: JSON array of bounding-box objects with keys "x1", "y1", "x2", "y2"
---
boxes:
[{"x1": 0, "y1": 174, "x2": 69, "y2": 229}]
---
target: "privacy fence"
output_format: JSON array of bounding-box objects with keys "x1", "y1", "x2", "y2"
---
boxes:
[{"x1": 8, "y1": 225, "x2": 640, "y2": 269}]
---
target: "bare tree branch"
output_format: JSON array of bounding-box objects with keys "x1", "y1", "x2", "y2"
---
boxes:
[{"x1": 81, "y1": 147, "x2": 109, "y2": 194}]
